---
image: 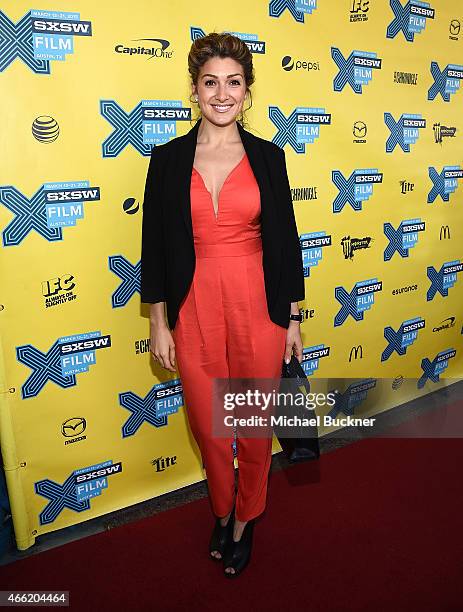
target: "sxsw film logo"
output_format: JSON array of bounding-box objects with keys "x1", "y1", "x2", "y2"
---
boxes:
[
  {"x1": 34, "y1": 460, "x2": 122, "y2": 525},
  {"x1": 326, "y1": 380, "x2": 376, "y2": 418},
  {"x1": 300, "y1": 344, "x2": 330, "y2": 376},
  {"x1": 334, "y1": 278, "x2": 382, "y2": 327},
  {"x1": 269, "y1": 106, "x2": 331, "y2": 152},
  {"x1": 384, "y1": 113, "x2": 425, "y2": 152},
  {"x1": 381, "y1": 317, "x2": 425, "y2": 361},
  {"x1": 428, "y1": 62, "x2": 463, "y2": 102},
  {"x1": 16, "y1": 331, "x2": 111, "y2": 399},
  {"x1": 0, "y1": 9, "x2": 92, "y2": 74},
  {"x1": 0, "y1": 181, "x2": 100, "y2": 246},
  {"x1": 428, "y1": 166, "x2": 462, "y2": 203},
  {"x1": 386, "y1": 0, "x2": 435, "y2": 42},
  {"x1": 119, "y1": 379, "x2": 184, "y2": 438},
  {"x1": 384, "y1": 218, "x2": 425, "y2": 261},
  {"x1": 269, "y1": 0, "x2": 318, "y2": 22},
  {"x1": 331, "y1": 48, "x2": 382, "y2": 93},
  {"x1": 109, "y1": 255, "x2": 141, "y2": 307},
  {"x1": 300, "y1": 232, "x2": 332, "y2": 277},
  {"x1": 427, "y1": 260, "x2": 462, "y2": 301},
  {"x1": 418, "y1": 349, "x2": 456, "y2": 389},
  {"x1": 100, "y1": 99, "x2": 191, "y2": 157},
  {"x1": 190, "y1": 27, "x2": 266, "y2": 54},
  {"x1": 332, "y1": 168, "x2": 383, "y2": 213}
]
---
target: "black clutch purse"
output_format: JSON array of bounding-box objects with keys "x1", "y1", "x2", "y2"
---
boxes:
[{"x1": 275, "y1": 354, "x2": 320, "y2": 463}]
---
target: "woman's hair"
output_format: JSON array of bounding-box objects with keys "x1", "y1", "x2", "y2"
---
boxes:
[{"x1": 188, "y1": 32, "x2": 254, "y2": 128}]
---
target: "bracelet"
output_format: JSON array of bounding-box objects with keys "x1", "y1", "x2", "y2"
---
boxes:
[{"x1": 289, "y1": 314, "x2": 303, "y2": 323}]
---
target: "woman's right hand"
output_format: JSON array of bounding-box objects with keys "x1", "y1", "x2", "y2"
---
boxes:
[{"x1": 150, "y1": 321, "x2": 177, "y2": 372}]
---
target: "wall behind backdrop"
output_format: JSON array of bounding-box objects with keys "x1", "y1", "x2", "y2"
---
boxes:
[{"x1": 1, "y1": 1, "x2": 462, "y2": 549}]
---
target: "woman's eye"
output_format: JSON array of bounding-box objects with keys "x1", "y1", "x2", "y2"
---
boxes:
[
  {"x1": 205, "y1": 80, "x2": 215, "y2": 86},
  {"x1": 230, "y1": 79, "x2": 241, "y2": 86}
]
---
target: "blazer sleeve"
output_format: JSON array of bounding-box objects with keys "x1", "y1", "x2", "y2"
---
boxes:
[
  {"x1": 277, "y1": 146, "x2": 305, "y2": 303},
  {"x1": 140, "y1": 145, "x2": 167, "y2": 304}
]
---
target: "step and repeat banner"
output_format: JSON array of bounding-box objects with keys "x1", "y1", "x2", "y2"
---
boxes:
[{"x1": 1, "y1": 1, "x2": 462, "y2": 549}]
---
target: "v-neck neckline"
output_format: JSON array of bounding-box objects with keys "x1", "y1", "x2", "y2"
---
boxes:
[{"x1": 192, "y1": 154, "x2": 247, "y2": 221}]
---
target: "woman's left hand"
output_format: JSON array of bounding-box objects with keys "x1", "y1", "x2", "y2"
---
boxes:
[{"x1": 284, "y1": 321, "x2": 303, "y2": 364}]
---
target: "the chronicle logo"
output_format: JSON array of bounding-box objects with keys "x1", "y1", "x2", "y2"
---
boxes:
[
  {"x1": 334, "y1": 278, "x2": 382, "y2": 327},
  {"x1": 100, "y1": 99, "x2": 191, "y2": 156},
  {"x1": 0, "y1": 9, "x2": 92, "y2": 74},
  {"x1": 427, "y1": 260, "x2": 462, "y2": 301},
  {"x1": 291, "y1": 185, "x2": 318, "y2": 201},
  {"x1": 341, "y1": 235, "x2": 373, "y2": 260},
  {"x1": 115, "y1": 38, "x2": 173, "y2": 60},
  {"x1": 433, "y1": 317, "x2": 456, "y2": 332},
  {"x1": 433, "y1": 123, "x2": 457, "y2": 144},
  {"x1": 62, "y1": 417, "x2": 87, "y2": 445},
  {"x1": 190, "y1": 27, "x2": 266, "y2": 54},
  {"x1": 135, "y1": 338, "x2": 150, "y2": 355},
  {"x1": 350, "y1": 0, "x2": 370, "y2": 23},
  {"x1": 32, "y1": 115, "x2": 59, "y2": 143},
  {"x1": 16, "y1": 331, "x2": 112, "y2": 399},
  {"x1": 384, "y1": 218, "x2": 425, "y2": 261},
  {"x1": 381, "y1": 317, "x2": 425, "y2": 361},
  {"x1": 269, "y1": 0, "x2": 318, "y2": 22},
  {"x1": 43, "y1": 274, "x2": 77, "y2": 308},
  {"x1": 386, "y1": 0, "x2": 435, "y2": 42},
  {"x1": 300, "y1": 345, "x2": 330, "y2": 376},
  {"x1": 332, "y1": 48, "x2": 382, "y2": 93},
  {"x1": 282, "y1": 56, "x2": 320, "y2": 71},
  {"x1": 269, "y1": 106, "x2": 331, "y2": 153},
  {"x1": 428, "y1": 62, "x2": 463, "y2": 102},
  {"x1": 353, "y1": 121, "x2": 367, "y2": 143},
  {"x1": 332, "y1": 168, "x2": 383, "y2": 213},
  {"x1": 151, "y1": 455, "x2": 177, "y2": 472},
  {"x1": 300, "y1": 232, "x2": 332, "y2": 277},
  {"x1": 393, "y1": 71, "x2": 418, "y2": 85},
  {"x1": 384, "y1": 112, "x2": 425, "y2": 152},
  {"x1": 427, "y1": 165, "x2": 462, "y2": 203},
  {"x1": 0, "y1": 181, "x2": 101, "y2": 246}
]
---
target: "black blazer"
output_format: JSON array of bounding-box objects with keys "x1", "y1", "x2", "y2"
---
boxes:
[{"x1": 140, "y1": 118, "x2": 305, "y2": 331}]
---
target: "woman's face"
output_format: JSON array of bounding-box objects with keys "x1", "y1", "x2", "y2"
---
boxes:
[{"x1": 193, "y1": 56, "x2": 247, "y2": 127}]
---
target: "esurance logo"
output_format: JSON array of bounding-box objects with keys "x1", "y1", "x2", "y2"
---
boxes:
[
  {"x1": 16, "y1": 331, "x2": 111, "y2": 399},
  {"x1": 332, "y1": 168, "x2": 383, "y2": 213},
  {"x1": 331, "y1": 48, "x2": 382, "y2": 93},
  {"x1": 382, "y1": 317, "x2": 425, "y2": 361},
  {"x1": 0, "y1": 181, "x2": 100, "y2": 246},
  {"x1": 384, "y1": 113, "x2": 425, "y2": 152},
  {"x1": 0, "y1": 9, "x2": 92, "y2": 73},
  {"x1": 269, "y1": 0, "x2": 318, "y2": 22},
  {"x1": 428, "y1": 166, "x2": 462, "y2": 203},
  {"x1": 269, "y1": 106, "x2": 331, "y2": 152},
  {"x1": 190, "y1": 26, "x2": 266, "y2": 54},
  {"x1": 100, "y1": 99, "x2": 191, "y2": 157},
  {"x1": 384, "y1": 218, "x2": 425, "y2": 261},
  {"x1": 386, "y1": 0, "x2": 435, "y2": 42},
  {"x1": 300, "y1": 232, "x2": 332, "y2": 277},
  {"x1": 334, "y1": 278, "x2": 383, "y2": 327},
  {"x1": 427, "y1": 260, "x2": 462, "y2": 301},
  {"x1": 428, "y1": 62, "x2": 463, "y2": 102}
]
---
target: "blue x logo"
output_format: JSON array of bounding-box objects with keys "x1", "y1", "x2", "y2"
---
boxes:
[
  {"x1": 331, "y1": 48, "x2": 380, "y2": 93},
  {"x1": 417, "y1": 350, "x2": 455, "y2": 389},
  {"x1": 35, "y1": 474, "x2": 91, "y2": 525},
  {"x1": 332, "y1": 169, "x2": 381, "y2": 213},
  {"x1": 427, "y1": 262, "x2": 462, "y2": 301},
  {"x1": 269, "y1": 0, "x2": 315, "y2": 22},
  {"x1": 100, "y1": 100, "x2": 150, "y2": 157},
  {"x1": 386, "y1": 0, "x2": 433, "y2": 42},
  {"x1": 384, "y1": 112, "x2": 424, "y2": 152},
  {"x1": 427, "y1": 62, "x2": 462, "y2": 102},
  {"x1": 109, "y1": 255, "x2": 141, "y2": 308},
  {"x1": 0, "y1": 10, "x2": 50, "y2": 73},
  {"x1": 381, "y1": 318, "x2": 424, "y2": 361}
]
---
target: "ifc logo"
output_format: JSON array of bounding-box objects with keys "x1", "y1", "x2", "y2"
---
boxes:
[{"x1": 32, "y1": 115, "x2": 60, "y2": 143}]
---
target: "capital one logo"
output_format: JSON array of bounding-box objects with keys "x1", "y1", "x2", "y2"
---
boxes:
[
  {"x1": 16, "y1": 332, "x2": 111, "y2": 399},
  {"x1": 269, "y1": 106, "x2": 331, "y2": 152},
  {"x1": 428, "y1": 62, "x2": 463, "y2": 101},
  {"x1": 418, "y1": 349, "x2": 456, "y2": 389},
  {"x1": 269, "y1": 0, "x2": 318, "y2": 22},
  {"x1": 381, "y1": 317, "x2": 425, "y2": 361},
  {"x1": 100, "y1": 99, "x2": 191, "y2": 157},
  {"x1": 427, "y1": 261, "x2": 462, "y2": 301},
  {"x1": 326, "y1": 380, "x2": 376, "y2": 418},
  {"x1": 386, "y1": 0, "x2": 435, "y2": 42},
  {"x1": 119, "y1": 379, "x2": 183, "y2": 437},
  {"x1": 384, "y1": 218, "x2": 425, "y2": 261},
  {"x1": 300, "y1": 344, "x2": 330, "y2": 376},
  {"x1": 334, "y1": 278, "x2": 382, "y2": 327},
  {"x1": 190, "y1": 26, "x2": 266, "y2": 54},
  {"x1": 428, "y1": 166, "x2": 462, "y2": 203},
  {"x1": 0, "y1": 9, "x2": 92, "y2": 74},
  {"x1": 331, "y1": 48, "x2": 381, "y2": 93},
  {"x1": 300, "y1": 232, "x2": 332, "y2": 277},
  {"x1": 0, "y1": 182, "x2": 100, "y2": 246},
  {"x1": 332, "y1": 169, "x2": 383, "y2": 213},
  {"x1": 384, "y1": 113, "x2": 425, "y2": 152}
]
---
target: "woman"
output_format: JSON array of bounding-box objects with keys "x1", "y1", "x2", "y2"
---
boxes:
[{"x1": 140, "y1": 32, "x2": 305, "y2": 578}]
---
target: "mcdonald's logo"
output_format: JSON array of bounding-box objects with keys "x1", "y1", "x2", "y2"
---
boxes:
[
  {"x1": 440, "y1": 225, "x2": 450, "y2": 240},
  {"x1": 349, "y1": 345, "x2": 363, "y2": 361}
]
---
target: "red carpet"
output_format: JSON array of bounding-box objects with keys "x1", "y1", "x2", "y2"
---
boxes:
[{"x1": 2, "y1": 413, "x2": 463, "y2": 611}]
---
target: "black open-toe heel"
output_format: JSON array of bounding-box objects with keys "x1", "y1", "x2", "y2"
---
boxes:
[
  {"x1": 222, "y1": 518, "x2": 255, "y2": 578},
  {"x1": 209, "y1": 508, "x2": 234, "y2": 561}
]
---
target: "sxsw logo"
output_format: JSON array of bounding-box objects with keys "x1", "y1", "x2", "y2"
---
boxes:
[
  {"x1": 269, "y1": 106, "x2": 331, "y2": 152},
  {"x1": 0, "y1": 9, "x2": 92, "y2": 73},
  {"x1": 269, "y1": 0, "x2": 318, "y2": 22},
  {"x1": 384, "y1": 113, "x2": 426, "y2": 152},
  {"x1": 331, "y1": 48, "x2": 382, "y2": 93},
  {"x1": 428, "y1": 62, "x2": 463, "y2": 101},
  {"x1": 300, "y1": 232, "x2": 332, "y2": 277},
  {"x1": 326, "y1": 379, "x2": 376, "y2": 418},
  {"x1": 381, "y1": 317, "x2": 425, "y2": 361},
  {"x1": 0, "y1": 181, "x2": 100, "y2": 246},
  {"x1": 100, "y1": 99, "x2": 191, "y2": 157},
  {"x1": 190, "y1": 26, "x2": 266, "y2": 53},
  {"x1": 119, "y1": 379, "x2": 184, "y2": 437},
  {"x1": 418, "y1": 349, "x2": 456, "y2": 389},
  {"x1": 16, "y1": 331, "x2": 111, "y2": 399},
  {"x1": 109, "y1": 255, "x2": 141, "y2": 307},
  {"x1": 384, "y1": 218, "x2": 425, "y2": 261},
  {"x1": 427, "y1": 260, "x2": 462, "y2": 301},
  {"x1": 334, "y1": 278, "x2": 382, "y2": 326},
  {"x1": 300, "y1": 344, "x2": 330, "y2": 376},
  {"x1": 428, "y1": 166, "x2": 462, "y2": 203},
  {"x1": 332, "y1": 168, "x2": 383, "y2": 213},
  {"x1": 386, "y1": 0, "x2": 435, "y2": 42},
  {"x1": 35, "y1": 460, "x2": 122, "y2": 525}
]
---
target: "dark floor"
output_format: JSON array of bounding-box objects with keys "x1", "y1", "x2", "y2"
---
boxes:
[{"x1": 1, "y1": 379, "x2": 462, "y2": 567}]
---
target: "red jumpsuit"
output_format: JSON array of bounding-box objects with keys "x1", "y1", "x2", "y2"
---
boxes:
[{"x1": 171, "y1": 153, "x2": 287, "y2": 522}]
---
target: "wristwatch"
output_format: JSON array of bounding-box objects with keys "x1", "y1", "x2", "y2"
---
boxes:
[{"x1": 289, "y1": 313, "x2": 303, "y2": 323}]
